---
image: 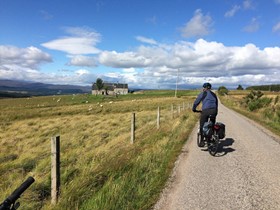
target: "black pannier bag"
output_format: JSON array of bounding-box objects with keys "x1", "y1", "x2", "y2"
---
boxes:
[
  {"x1": 215, "y1": 122, "x2": 226, "y2": 139},
  {"x1": 203, "y1": 121, "x2": 213, "y2": 137}
]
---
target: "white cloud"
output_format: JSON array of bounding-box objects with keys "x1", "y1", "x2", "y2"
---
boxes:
[
  {"x1": 99, "y1": 51, "x2": 152, "y2": 68},
  {"x1": 180, "y1": 9, "x2": 213, "y2": 38},
  {"x1": 275, "y1": 0, "x2": 280, "y2": 4},
  {"x1": 146, "y1": 15, "x2": 157, "y2": 25},
  {"x1": 225, "y1": 1, "x2": 254, "y2": 18},
  {"x1": 123, "y1": 68, "x2": 136, "y2": 73},
  {"x1": 136, "y1": 36, "x2": 157, "y2": 45},
  {"x1": 243, "y1": 17, "x2": 260, "y2": 32},
  {"x1": 68, "y1": 55, "x2": 97, "y2": 67},
  {"x1": 40, "y1": 10, "x2": 53, "y2": 20},
  {"x1": 96, "y1": 39, "x2": 280, "y2": 88},
  {"x1": 224, "y1": 5, "x2": 241, "y2": 18},
  {"x1": 0, "y1": 45, "x2": 52, "y2": 81},
  {"x1": 75, "y1": 69, "x2": 90, "y2": 76},
  {"x1": 273, "y1": 22, "x2": 280, "y2": 32},
  {"x1": 0, "y1": 45, "x2": 97, "y2": 85},
  {"x1": 2, "y1": 38, "x2": 280, "y2": 88},
  {"x1": 41, "y1": 27, "x2": 101, "y2": 54},
  {"x1": 0, "y1": 45, "x2": 52, "y2": 68},
  {"x1": 243, "y1": 0, "x2": 254, "y2": 10}
]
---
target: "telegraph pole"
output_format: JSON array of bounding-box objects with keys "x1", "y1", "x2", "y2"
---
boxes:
[{"x1": 175, "y1": 69, "x2": 179, "y2": 97}]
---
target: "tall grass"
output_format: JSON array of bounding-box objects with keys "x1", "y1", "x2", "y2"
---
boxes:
[
  {"x1": 220, "y1": 90, "x2": 280, "y2": 136},
  {"x1": 0, "y1": 91, "x2": 198, "y2": 209}
]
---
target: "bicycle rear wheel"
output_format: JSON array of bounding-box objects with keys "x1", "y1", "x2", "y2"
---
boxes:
[
  {"x1": 197, "y1": 133, "x2": 205, "y2": 147},
  {"x1": 208, "y1": 136, "x2": 219, "y2": 156}
]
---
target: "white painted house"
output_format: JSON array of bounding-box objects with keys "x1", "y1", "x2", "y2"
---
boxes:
[{"x1": 92, "y1": 82, "x2": 128, "y2": 95}]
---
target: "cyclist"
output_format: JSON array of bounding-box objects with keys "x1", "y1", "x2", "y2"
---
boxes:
[{"x1": 192, "y1": 82, "x2": 218, "y2": 142}]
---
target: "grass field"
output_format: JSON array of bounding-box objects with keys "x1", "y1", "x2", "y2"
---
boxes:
[
  {"x1": 219, "y1": 90, "x2": 280, "y2": 136},
  {"x1": 0, "y1": 90, "x2": 199, "y2": 210}
]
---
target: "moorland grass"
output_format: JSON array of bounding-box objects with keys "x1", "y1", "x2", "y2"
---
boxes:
[
  {"x1": 0, "y1": 91, "x2": 198, "y2": 210},
  {"x1": 219, "y1": 90, "x2": 280, "y2": 136}
]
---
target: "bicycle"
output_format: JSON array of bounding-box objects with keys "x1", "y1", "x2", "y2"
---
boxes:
[
  {"x1": 195, "y1": 110, "x2": 225, "y2": 156},
  {"x1": 0, "y1": 176, "x2": 35, "y2": 210}
]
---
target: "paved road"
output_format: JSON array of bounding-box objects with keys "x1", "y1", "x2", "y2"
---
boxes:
[{"x1": 154, "y1": 102, "x2": 280, "y2": 210}]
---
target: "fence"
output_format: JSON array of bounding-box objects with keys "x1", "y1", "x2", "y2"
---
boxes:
[{"x1": 48, "y1": 102, "x2": 192, "y2": 204}]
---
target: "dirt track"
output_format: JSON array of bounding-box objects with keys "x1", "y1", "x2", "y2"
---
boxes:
[{"x1": 154, "y1": 102, "x2": 280, "y2": 210}]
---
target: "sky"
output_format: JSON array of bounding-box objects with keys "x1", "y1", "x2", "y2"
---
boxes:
[{"x1": 1, "y1": 0, "x2": 280, "y2": 89}]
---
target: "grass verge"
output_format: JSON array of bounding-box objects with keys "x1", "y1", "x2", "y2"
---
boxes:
[
  {"x1": 0, "y1": 92, "x2": 198, "y2": 210},
  {"x1": 219, "y1": 92, "x2": 280, "y2": 137}
]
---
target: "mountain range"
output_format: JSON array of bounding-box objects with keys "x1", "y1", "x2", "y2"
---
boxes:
[{"x1": 0, "y1": 80, "x2": 92, "y2": 98}]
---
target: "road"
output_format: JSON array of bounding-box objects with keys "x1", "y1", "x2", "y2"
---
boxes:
[{"x1": 154, "y1": 102, "x2": 280, "y2": 210}]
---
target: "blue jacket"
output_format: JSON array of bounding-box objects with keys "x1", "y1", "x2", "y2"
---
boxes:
[{"x1": 192, "y1": 90, "x2": 218, "y2": 111}]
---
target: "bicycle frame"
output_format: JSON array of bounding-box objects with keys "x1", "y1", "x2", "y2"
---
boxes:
[
  {"x1": 0, "y1": 177, "x2": 35, "y2": 210},
  {"x1": 196, "y1": 111, "x2": 220, "y2": 156}
]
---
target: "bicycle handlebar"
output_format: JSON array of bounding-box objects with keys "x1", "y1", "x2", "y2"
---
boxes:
[{"x1": 0, "y1": 177, "x2": 35, "y2": 210}]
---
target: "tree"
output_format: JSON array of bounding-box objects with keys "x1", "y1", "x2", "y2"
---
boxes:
[
  {"x1": 237, "y1": 85, "x2": 244, "y2": 90},
  {"x1": 96, "y1": 78, "x2": 104, "y2": 94},
  {"x1": 217, "y1": 86, "x2": 229, "y2": 96}
]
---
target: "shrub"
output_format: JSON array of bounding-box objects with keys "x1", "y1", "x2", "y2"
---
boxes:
[
  {"x1": 243, "y1": 90, "x2": 271, "y2": 111},
  {"x1": 218, "y1": 86, "x2": 229, "y2": 96},
  {"x1": 263, "y1": 108, "x2": 273, "y2": 119}
]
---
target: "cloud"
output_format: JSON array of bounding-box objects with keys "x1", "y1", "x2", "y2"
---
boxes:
[
  {"x1": 275, "y1": 0, "x2": 280, "y2": 4},
  {"x1": 180, "y1": 9, "x2": 213, "y2": 38},
  {"x1": 2, "y1": 38, "x2": 280, "y2": 88},
  {"x1": 243, "y1": 0, "x2": 254, "y2": 10},
  {"x1": 96, "y1": 39, "x2": 280, "y2": 88},
  {"x1": 40, "y1": 10, "x2": 53, "y2": 20},
  {"x1": 225, "y1": 5, "x2": 241, "y2": 18},
  {"x1": 146, "y1": 15, "x2": 157, "y2": 25},
  {"x1": 0, "y1": 44, "x2": 98, "y2": 86},
  {"x1": 225, "y1": 1, "x2": 254, "y2": 18},
  {"x1": 273, "y1": 22, "x2": 280, "y2": 32},
  {"x1": 98, "y1": 39, "x2": 280, "y2": 75},
  {"x1": 99, "y1": 51, "x2": 152, "y2": 68},
  {"x1": 136, "y1": 36, "x2": 157, "y2": 45},
  {"x1": 123, "y1": 68, "x2": 137, "y2": 73},
  {"x1": 0, "y1": 45, "x2": 52, "y2": 68},
  {"x1": 243, "y1": 17, "x2": 260, "y2": 32},
  {"x1": 41, "y1": 27, "x2": 101, "y2": 54},
  {"x1": 68, "y1": 55, "x2": 97, "y2": 67},
  {"x1": 0, "y1": 45, "x2": 53, "y2": 81}
]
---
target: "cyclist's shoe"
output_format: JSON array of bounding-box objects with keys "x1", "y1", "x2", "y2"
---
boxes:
[
  {"x1": 200, "y1": 142, "x2": 205, "y2": 147},
  {"x1": 200, "y1": 135, "x2": 205, "y2": 147}
]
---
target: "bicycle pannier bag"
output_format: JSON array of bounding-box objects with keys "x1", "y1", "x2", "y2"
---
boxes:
[
  {"x1": 215, "y1": 122, "x2": 225, "y2": 139},
  {"x1": 203, "y1": 121, "x2": 213, "y2": 137}
]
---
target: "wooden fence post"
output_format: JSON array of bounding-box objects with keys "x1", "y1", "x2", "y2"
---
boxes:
[
  {"x1": 131, "y1": 113, "x2": 135, "y2": 144},
  {"x1": 157, "y1": 106, "x2": 160, "y2": 129},
  {"x1": 51, "y1": 136, "x2": 60, "y2": 205}
]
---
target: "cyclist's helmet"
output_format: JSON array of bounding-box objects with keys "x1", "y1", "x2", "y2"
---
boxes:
[{"x1": 203, "y1": 82, "x2": 212, "y2": 89}]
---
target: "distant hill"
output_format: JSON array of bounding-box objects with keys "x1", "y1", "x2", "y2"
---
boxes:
[
  {"x1": 246, "y1": 84, "x2": 280, "y2": 91},
  {"x1": 0, "y1": 80, "x2": 91, "y2": 98}
]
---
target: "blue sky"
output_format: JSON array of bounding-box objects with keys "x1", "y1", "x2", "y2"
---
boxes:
[{"x1": 1, "y1": 0, "x2": 280, "y2": 89}]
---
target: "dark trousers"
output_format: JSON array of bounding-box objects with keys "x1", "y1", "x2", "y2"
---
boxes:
[{"x1": 200, "y1": 108, "x2": 217, "y2": 136}]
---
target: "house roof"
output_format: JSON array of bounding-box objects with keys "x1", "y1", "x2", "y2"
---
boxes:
[{"x1": 92, "y1": 82, "x2": 128, "y2": 90}]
